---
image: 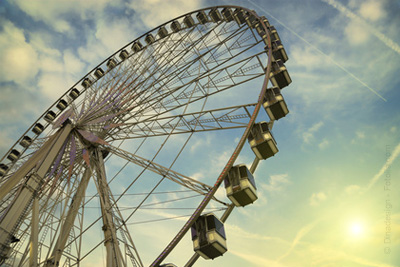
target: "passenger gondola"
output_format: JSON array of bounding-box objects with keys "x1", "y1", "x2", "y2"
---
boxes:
[
  {"x1": 269, "y1": 59, "x2": 292, "y2": 89},
  {"x1": 69, "y1": 88, "x2": 80, "y2": 100},
  {"x1": 248, "y1": 121, "x2": 278, "y2": 160},
  {"x1": 224, "y1": 164, "x2": 257, "y2": 207},
  {"x1": 44, "y1": 110, "x2": 57, "y2": 122},
  {"x1": 263, "y1": 86, "x2": 289, "y2": 121},
  {"x1": 191, "y1": 213, "x2": 227, "y2": 260},
  {"x1": 20, "y1": 136, "x2": 32, "y2": 148},
  {"x1": 32, "y1": 123, "x2": 44, "y2": 135},
  {"x1": 0, "y1": 163, "x2": 8, "y2": 176},
  {"x1": 56, "y1": 99, "x2": 68, "y2": 111}
]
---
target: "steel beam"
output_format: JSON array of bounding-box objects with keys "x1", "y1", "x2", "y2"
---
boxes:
[
  {"x1": 29, "y1": 197, "x2": 39, "y2": 267},
  {"x1": 44, "y1": 166, "x2": 93, "y2": 267},
  {"x1": 93, "y1": 149, "x2": 125, "y2": 267},
  {"x1": 0, "y1": 123, "x2": 72, "y2": 263}
]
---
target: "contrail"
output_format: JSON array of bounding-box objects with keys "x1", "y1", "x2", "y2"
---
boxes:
[
  {"x1": 246, "y1": 0, "x2": 387, "y2": 102},
  {"x1": 275, "y1": 219, "x2": 320, "y2": 262},
  {"x1": 322, "y1": 0, "x2": 400, "y2": 55},
  {"x1": 366, "y1": 142, "x2": 400, "y2": 191}
]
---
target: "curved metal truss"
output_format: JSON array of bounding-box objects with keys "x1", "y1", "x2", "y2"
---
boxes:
[{"x1": 0, "y1": 5, "x2": 291, "y2": 267}]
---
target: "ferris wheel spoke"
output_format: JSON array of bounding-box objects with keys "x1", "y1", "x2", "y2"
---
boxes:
[
  {"x1": 106, "y1": 49, "x2": 266, "y2": 141},
  {"x1": 42, "y1": 166, "x2": 93, "y2": 267},
  {"x1": 109, "y1": 103, "x2": 256, "y2": 140},
  {"x1": 116, "y1": 48, "x2": 265, "y2": 129},
  {"x1": 0, "y1": 125, "x2": 72, "y2": 254},
  {"x1": 107, "y1": 21, "x2": 250, "y2": 125},
  {"x1": 106, "y1": 145, "x2": 212, "y2": 196}
]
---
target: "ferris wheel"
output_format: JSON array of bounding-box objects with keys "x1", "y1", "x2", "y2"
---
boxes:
[{"x1": 0, "y1": 5, "x2": 291, "y2": 267}]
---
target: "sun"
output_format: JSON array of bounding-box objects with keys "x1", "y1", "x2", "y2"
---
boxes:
[{"x1": 349, "y1": 221, "x2": 365, "y2": 237}]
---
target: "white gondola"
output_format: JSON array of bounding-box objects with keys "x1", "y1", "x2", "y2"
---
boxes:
[
  {"x1": 233, "y1": 8, "x2": 246, "y2": 25},
  {"x1": 81, "y1": 77, "x2": 93, "y2": 89},
  {"x1": 56, "y1": 99, "x2": 68, "y2": 111},
  {"x1": 196, "y1": 11, "x2": 209, "y2": 24},
  {"x1": 0, "y1": 163, "x2": 8, "y2": 176},
  {"x1": 7, "y1": 149, "x2": 20, "y2": 162},
  {"x1": 107, "y1": 58, "x2": 117, "y2": 69},
  {"x1": 32, "y1": 123, "x2": 44, "y2": 135},
  {"x1": 209, "y1": 8, "x2": 222, "y2": 22},
  {"x1": 263, "y1": 86, "x2": 289, "y2": 121},
  {"x1": 158, "y1": 26, "x2": 168, "y2": 39},
  {"x1": 44, "y1": 111, "x2": 57, "y2": 122},
  {"x1": 119, "y1": 49, "x2": 129, "y2": 61},
  {"x1": 183, "y1": 15, "x2": 195, "y2": 28},
  {"x1": 145, "y1": 34, "x2": 155, "y2": 45},
  {"x1": 131, "y1": 41, "x2": 143, "y2": 53},
  {"x1": 269, "y1": 59, "x2": 292, "y2": 89},
  {"x1": 224, "y1": 164, "x2": 257, "y2": 207},
  {"x1": 69, "y1": 88, "x2": 80, "y2": 100},
  {"x1": 221, "y1": 7, "x2": 234, "y2": 22},
  {"x1": 248, "y1": 121, "x2": 278, "y2": 160},
  {"x1": 94, "y1": 68, "x2": 104, "y2": 79},
  {"x1": 191, "y1": 213, "x2": 227, "y2": 260},
  {"x1": 20, "y1": 136, "x2": 32, "y2": 148},
  {"x1": 170, "y1": 20, "x2": 181, "y2": 33}
]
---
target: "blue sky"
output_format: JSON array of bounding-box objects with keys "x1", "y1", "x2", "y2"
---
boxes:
[{"x1": 0, "y1": 0, "x2": 399, "y2": 266}]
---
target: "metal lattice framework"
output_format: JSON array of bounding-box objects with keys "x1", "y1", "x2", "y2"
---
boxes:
[{"x1": 0, "y1": 5, "x2": 290, "y2": 267}]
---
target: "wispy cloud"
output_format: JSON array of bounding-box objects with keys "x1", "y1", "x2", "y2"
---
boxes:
[
  {"x1": 230, "y1": 249, "x2": 289, "y2": 267},
  {"x1": 275, "y1": 219, "x2": 321, "y2": 262},
  {"x1": 302, "y1": 121, "x2": 323, "y2": 144},
  {"x1": 262, "y1": 174, "x2": 290, "y2": 192},
  {"x1": 309, "y1": 192, "x2": 327, "y2": 206},
  {"x1": 322, "y1": 0, "x2": 400, "y2": 56},
  {"x1": 0, "y1": 21, "x2": 39, "y2": 85},
  {"x1": 246, "y1": 0, "x2": 387, "y2": 101}
]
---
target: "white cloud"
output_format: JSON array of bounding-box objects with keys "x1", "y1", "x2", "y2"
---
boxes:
[
  {"x1": 14, "y1": 0, "x2": 72, "y2": 33},
  {"x1": 344, "y1": 184, "x2": 360, "y2": 195},
  {"x1": 356, "y1": 131, "x2": 365, "y2": 139},
  {"x1": 344, "y1": 1, "x2": 385, "y2": 45},
  {"x1": 359, "y1": 1, "x2": 385, "y2": 21},
  {"x1": 126, "y1": 0, "x2": 202, "y2": 29},
  {"x1": 95, "y1": 17, "x2": 136, "y2": 54},
  {"x1": 38, "y1": 72, "x2": 71, "y2": 100},
  {"x1": 276, "y1": 219, "x2": 321, "y2": 262},
  {"x1": 230, "y1": 249, "x2": 289, "y2": 267},
  {"x1": 309, "y1": 192, "x2": 327, "y2": 206},
  {"x1": 344, "y1": 20, "x2": 370, "y2": 45},
  {"x1": 63, "y1": 50, "x2": 86, "y2": 76},
  {"x1": 351, "y1": 130, "x2": 366, "y2": 144},
  {"x1": 0, "y1": 21, "x2": 39, "y2": 85},
  {"x1": 302, "y1": 121, "x2": 324, "y2": 144},
  {"x1": 263, "y1": 174, "x2": 290, "y2": 192},
  {"x1": 39, "y1": 54, "x2": 64, "y2": 73},
  {"x1": 322, "y1": 0, "x2": 400, "y2": 55},
  {"x1": 318, "y1": 138, "x2": 329, "y2": 150},
  {"x1": 13, "y1": 0, "x2": 122, "y2": 33}
]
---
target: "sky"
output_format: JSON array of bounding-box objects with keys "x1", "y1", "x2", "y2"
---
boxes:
[{"x1": 0, "y1": 0, "x2": 399, "y2": 267}]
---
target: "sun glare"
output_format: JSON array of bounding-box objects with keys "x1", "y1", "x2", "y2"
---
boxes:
[{"x1": 349, "y1": 222, "x2": 364, "y2": 237}]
